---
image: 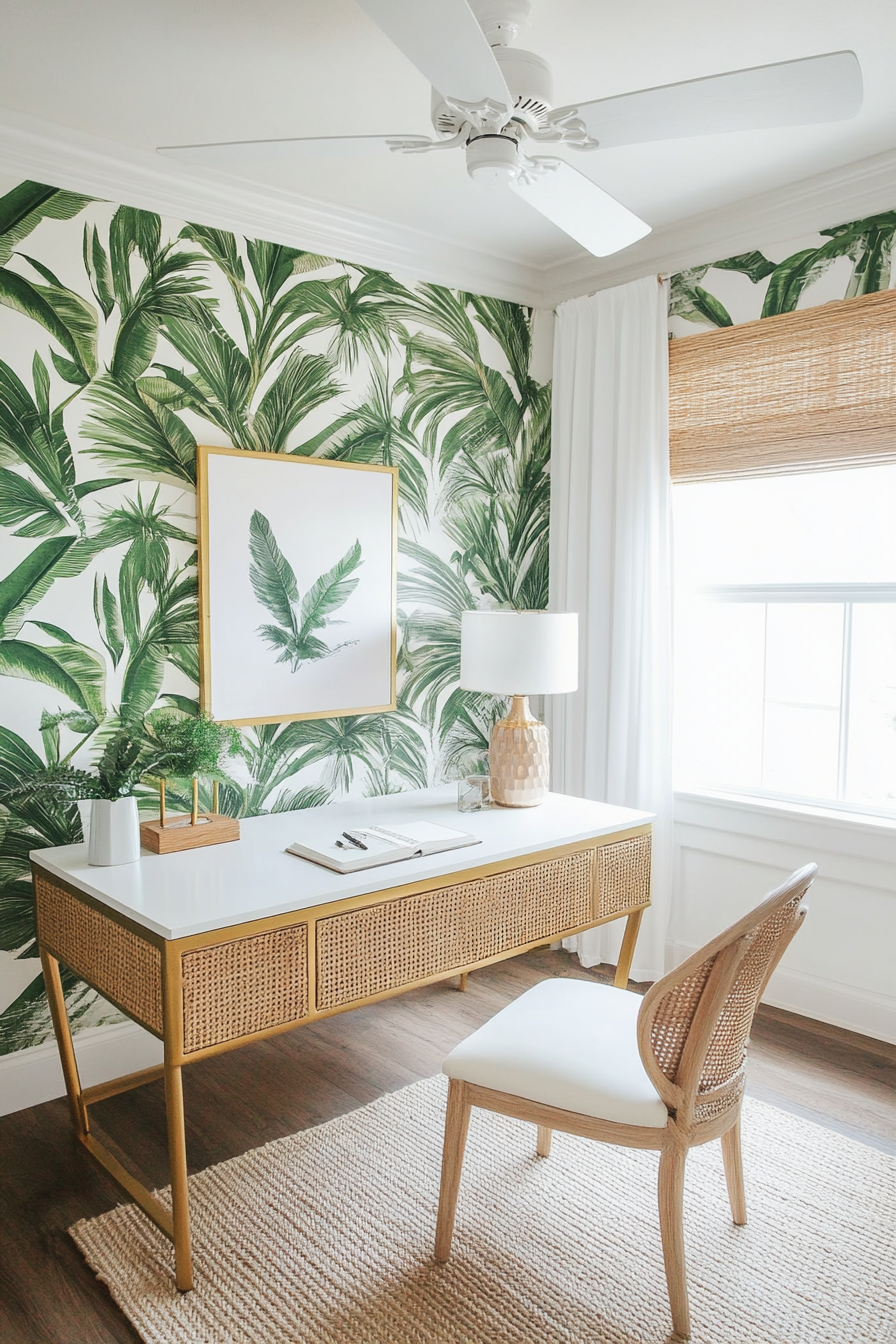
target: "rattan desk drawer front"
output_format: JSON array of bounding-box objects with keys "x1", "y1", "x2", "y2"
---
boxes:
[
  {"x1": 181, "y1": 923, "x2": 308, "y2": 1053},
  {"x1": 595, "y1": 833, "x2": 651, "y2": 918},
  {"x1": 34, "y1": 875, "x2": 163, "y2": 1034},
  {"x1": 316, "y1": 848, "x2": 596, "y2": 1011}
]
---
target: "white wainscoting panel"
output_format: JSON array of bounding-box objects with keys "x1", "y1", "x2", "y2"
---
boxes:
[
  {"x1": 0, "y1": 1020, "x2": 163, "y2": 1117},
  {"x1": 671, "y1": 792, "x2": 896, "y2": 1044}
]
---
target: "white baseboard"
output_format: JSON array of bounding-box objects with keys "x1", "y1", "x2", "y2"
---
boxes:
[
  {"x1": 667, "y1": 940, "x2": 896, "y2": 1045},
  {"x1": 0, "y1": 1020, "x2": 164, "y2": 1117},
  {"x1": 4, "y1": 953, "x2": 890, "y2": 1118}
]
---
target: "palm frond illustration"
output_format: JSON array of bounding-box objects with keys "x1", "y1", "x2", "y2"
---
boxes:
[{"x1": 248, "y1": 511, "x2": 363, "y2": 673}]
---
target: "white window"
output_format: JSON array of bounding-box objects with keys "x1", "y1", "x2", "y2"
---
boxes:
[{"x1": 673, "y1": 464, "x2": 896, "y2": 816}]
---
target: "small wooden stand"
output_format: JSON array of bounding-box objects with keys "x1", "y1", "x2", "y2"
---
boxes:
[{"x1": 140, "y1": 812, "x2": 240, "y2": 855}]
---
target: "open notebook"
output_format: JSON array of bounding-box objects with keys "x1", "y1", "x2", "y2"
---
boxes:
[{"x1": 286, "y1": 820, "x2": 480, "y2": 874}]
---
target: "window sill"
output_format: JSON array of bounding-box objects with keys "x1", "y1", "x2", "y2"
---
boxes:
[{"x1": 673, "y1": 787, "x2": 896, "y2": 838}]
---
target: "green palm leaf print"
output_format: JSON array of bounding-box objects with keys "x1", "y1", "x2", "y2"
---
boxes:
[
  {"x1": 248, "y1": 512, "x2": 363, "y2": 673},
  {"x1": 0, "y1": 181, "x2": 93, "y2": 267}
]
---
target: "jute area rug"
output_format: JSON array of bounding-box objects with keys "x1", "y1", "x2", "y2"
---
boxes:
[{"x1": 72, "y1": 1075, "x2": 894, "y2": 1344}]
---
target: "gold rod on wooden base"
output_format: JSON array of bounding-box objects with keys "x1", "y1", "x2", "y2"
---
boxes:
[
  {"x1": 159, "y1": 778, "x2": 166, "y2": 828},
  {"x1": 212, "y1": 780, "x2": 219, "y2": 814},
  {"x1": 191, "y1": 778, "x2": 198, "y2": 827}
]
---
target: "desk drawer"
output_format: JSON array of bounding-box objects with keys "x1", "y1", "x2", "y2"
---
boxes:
[
  {"x1": 595, "y1": 833, "x2": 651, "y2": 918},
  {"x1": 315, "y1": 848, "x2": 596, "y2": 1011},
  {"x1": 35, "y1": 876, "x2": 163, "y2": 1035},
  {"x1": 181, "y1": 924, "x2": 309, "y2": 1053}
]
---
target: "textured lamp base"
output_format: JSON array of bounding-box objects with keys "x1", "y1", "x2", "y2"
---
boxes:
[{"x1": 489, "y1": 695, "x2": 550, "y2": 807}]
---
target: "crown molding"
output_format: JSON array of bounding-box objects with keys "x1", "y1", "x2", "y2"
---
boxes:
[
  {"x1": 541, "y1": 145, "x2": 896, "y2": 307},
  {"x1": 0, "y1": 105, "x2": 546, "y2": 306},
  {"x1": 1, "y1": 105, "x2": 894, "y2": 313}
]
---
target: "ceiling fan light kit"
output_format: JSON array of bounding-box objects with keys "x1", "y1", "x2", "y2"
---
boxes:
[
  {"x1": 159, "y1": 0, "x2": 863, "y2": 262},
  {"x1": 465, "y1": 132, "x2": 519, "y2": 184}
]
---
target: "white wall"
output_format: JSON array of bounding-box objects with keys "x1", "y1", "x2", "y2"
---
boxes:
[{"x1": 671, "y1": 791, "x2": 896, "y2": 1044}]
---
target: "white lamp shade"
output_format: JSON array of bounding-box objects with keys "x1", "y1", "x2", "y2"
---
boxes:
[{"x1": 460, "y1": 611, "x2": 578, "y2": 696}]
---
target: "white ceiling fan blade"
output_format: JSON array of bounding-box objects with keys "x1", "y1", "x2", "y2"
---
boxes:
[
  {"x1": 510, "y1": 159, "x2": 651, "y2": 258},
  {"x1": 354, "y1": 0, "x2": 512, "y2": 106},
  {"x1": 158, "y1": 134, "x2": 424, "y2": 166},
  {"x1": 556, "y1": 51, "x2": 862, "y2": 149}
]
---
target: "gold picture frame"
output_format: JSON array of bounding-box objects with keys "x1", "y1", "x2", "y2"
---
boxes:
[{"x1": 197, "y1": 445, "x2": 398, "y2": 726}]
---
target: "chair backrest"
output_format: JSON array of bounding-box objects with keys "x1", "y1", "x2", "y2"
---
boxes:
[{"x1": 636, "y1": 864, "x2": 815, "y2": 1132}]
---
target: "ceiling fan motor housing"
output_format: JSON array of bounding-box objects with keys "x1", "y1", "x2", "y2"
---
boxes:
[
  {"x1": 493, "y1": 46, "x2": 553, "y2": 129},
  {"x1": 430, "y1": 47, "x2": 554, "y2": 137}
]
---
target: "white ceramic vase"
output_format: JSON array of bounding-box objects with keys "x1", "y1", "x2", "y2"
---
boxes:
[{"x1": 88, "y1": 797, "x2": 141, "y2": 866}]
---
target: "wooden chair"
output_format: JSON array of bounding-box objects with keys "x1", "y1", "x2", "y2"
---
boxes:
[{"x1": 434, "y1": 864, "x2": 816, "y2": 1341}]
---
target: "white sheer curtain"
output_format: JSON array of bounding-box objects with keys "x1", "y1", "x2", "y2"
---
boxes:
[{"x1": 546, "y1": 275, "x2": 673, "y2": 982}]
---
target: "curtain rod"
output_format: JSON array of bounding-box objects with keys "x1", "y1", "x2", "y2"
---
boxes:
[{"x1": 570, "y1": 272, "x2": 669, "y2": 304}]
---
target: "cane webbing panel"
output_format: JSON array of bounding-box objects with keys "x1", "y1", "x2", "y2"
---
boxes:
[
  {"x1": 316, "y1": 849, "x2": 596, "y2": 1011},
  {"x1": 595, "y1": 833, "x2": 651, "y2": 918},
  {"x1": 699, "y1": 898, "x2": 802, "y2": 1094},
  {"x1": 648, "y1": 957, "x2": 716, "y2": 1083},
  {"x1": 181, "y1": 924, "x2": 308, "y2": 1053},
  {"x1": 694, "y1": 1074, "x2": 746, "y2": 1125},
  {"x1": 646, "y1": 889, "x2": 805, "y2": 1124},
  {"x1": 34, "y1": 876, "x2": 163, "y2": 1034}
]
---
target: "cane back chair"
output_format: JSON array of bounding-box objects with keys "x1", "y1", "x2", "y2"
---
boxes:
[{"x1": 434, "y1": 864, "x2": 816, "y2": 1341}]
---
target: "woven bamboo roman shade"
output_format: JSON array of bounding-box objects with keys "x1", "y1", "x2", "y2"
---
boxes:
[{"x1": 668, "y1": 287, "x2": 896, "y2": 481}]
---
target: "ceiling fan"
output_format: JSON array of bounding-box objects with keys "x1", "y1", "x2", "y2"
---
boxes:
[{"x1": 158, "y1": 0, "x2": 863, "y2": 259}]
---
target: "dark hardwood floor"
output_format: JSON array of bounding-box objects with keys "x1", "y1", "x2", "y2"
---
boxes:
[{"x1": 1, "y1": 948, "x2": 894, "y2": 1344}]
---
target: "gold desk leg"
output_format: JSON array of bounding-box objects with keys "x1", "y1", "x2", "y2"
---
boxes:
[
  {"x1": 164, "y1": 1062, "x2": 194, "y2": 1291},
  {"x1": 614, "y1": 908, "x2": 645, "y2": 989},
  {"x1": 41, "y1": 947, "x2": 178, "y2": 1247},
  {"x1": 40, "y1": 948, "x2": 88, "y2": 1136}
]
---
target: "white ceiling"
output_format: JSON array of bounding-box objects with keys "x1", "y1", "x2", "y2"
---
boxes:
[{"x1": 2, "y1": 0, "x2": 896, "y2": 304}]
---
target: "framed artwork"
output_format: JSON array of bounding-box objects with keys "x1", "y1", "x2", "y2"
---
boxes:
[{"x1": 197, "y1": 446, "x2": 397, "y2": 725}]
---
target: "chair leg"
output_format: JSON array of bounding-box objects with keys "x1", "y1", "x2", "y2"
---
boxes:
[
  {"x1": 658, "y1": 1145, "x2": 690, "y2": 1341},
  {"x1": 536, "y1": 1125, "x2": 552, "y2": 1157},
  {"x1": 434, "y1": 1079, "x2": 472, "y2": 1262},
  {"x1": 721, "y1": 1118, "x2": 747, "y2": 1225}
]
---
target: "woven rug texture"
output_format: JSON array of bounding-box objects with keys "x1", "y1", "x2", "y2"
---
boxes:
[{"x1": 72, "y1": 1075, "x2": 895, "y2": 1344}]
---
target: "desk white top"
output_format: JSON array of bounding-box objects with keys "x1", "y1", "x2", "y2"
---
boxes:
[{"x1": 31, "y1": 785, "x2": 653, "y2": 941}]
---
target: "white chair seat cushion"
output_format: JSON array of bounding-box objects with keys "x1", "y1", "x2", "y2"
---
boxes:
[{"x1": 443, "y1": 978, "x2": 668, "y2": 1128}]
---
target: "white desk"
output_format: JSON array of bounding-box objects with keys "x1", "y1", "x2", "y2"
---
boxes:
[{"x1": 32, "y1": 785, "x2": 653, "y2": 1290}]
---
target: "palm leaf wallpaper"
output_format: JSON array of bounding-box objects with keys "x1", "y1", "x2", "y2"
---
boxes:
[
  {"x1": 0, "y1": 179, "x2": 548, "y2": 1058},
  {"x1": 669, "y1": 210, "x2": 896, "y2": 335}
]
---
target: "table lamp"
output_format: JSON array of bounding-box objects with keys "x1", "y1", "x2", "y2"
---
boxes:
[{"x1": 460, "y1": 610, "x2": 578, "y2": 807}]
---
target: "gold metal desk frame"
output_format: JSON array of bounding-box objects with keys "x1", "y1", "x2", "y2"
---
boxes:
[{"x1": 34, "y1": 822, "x2": 651, "y2": 1291}]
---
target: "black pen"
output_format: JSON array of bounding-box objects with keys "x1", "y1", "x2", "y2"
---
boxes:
[{"x1": 342, "y1": 830, "x2": 368, "y2": 850}]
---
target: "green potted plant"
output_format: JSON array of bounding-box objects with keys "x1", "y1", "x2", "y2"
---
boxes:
[
  {"x1": 144, "y1": 711, "x2": 241, "y2": 819},
  {"x1": 141, "y1": 711, "x2": 242, "y2": 850},
  {"x1": 84, "y1": 729, "x2": 147, "y2": 865},
  {"x1": 0, "y1": 724, "x2": 152, "y2": 866},
  {"x1": 1, "y1": 713, "x2": 242, "y2": 864}
]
